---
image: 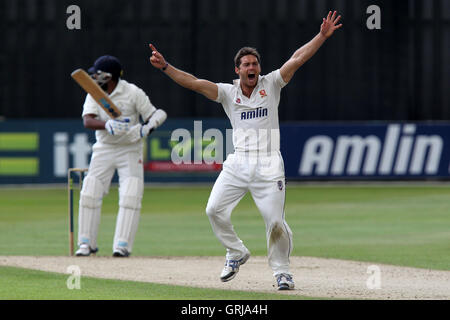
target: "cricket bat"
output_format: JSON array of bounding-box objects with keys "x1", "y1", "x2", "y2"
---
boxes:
[{"x1": 71, "y1": 69, "x2": 122, "y2": 118}]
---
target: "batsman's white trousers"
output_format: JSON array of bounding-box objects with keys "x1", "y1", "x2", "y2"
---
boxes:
[
  {"x1": 78, "y1": 142, "x2": 144, "y2": 252},
  {"x1": 206, "y1": 151, "x2": 293, "y2": 276}
]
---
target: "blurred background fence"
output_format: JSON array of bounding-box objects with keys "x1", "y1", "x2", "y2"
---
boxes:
[{"x1": 1, "y1": 0, "x2": 449, "y2": 120}]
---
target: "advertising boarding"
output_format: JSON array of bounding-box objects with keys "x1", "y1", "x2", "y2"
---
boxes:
[{"x1": 0, "y1": 120, "x2": 449, "y2": 183}]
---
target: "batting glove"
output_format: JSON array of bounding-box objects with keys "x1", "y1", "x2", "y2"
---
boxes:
[
  {"x1": 105, "y1": 118, "x2": 130, "y2": 136},
  {"x1": 124, "y1": 124, "x2": 142, "y2": 143},
  {"x1": 140, "y1": 109, "x2": 168, "y2": 137},
  {"x1": 124, "y1": 110, "x2": 167, "y2": 143}
]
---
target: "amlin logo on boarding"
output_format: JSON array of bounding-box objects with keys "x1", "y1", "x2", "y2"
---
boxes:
[{"x1": 298, "y1": 124, "x2": 446, "y2": 177}]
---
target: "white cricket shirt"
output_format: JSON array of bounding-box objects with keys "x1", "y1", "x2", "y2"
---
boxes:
[
  {"x1": 215, "y1": 69, "x2": 287, "y2": 154},
  {"x1": 82, "y1": 79, "x2": 156, "y2": 146}
]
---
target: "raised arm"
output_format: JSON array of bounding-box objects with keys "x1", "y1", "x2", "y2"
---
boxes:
[
  {"x1": 280, "y1": 10, "x2": 342, "y2": 84},
  {"x1": 149, "y1": 44, "x2": 218, "y2": 101}
]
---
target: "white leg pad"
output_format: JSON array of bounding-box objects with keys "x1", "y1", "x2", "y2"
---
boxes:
[
  {"x1": 78, "y1": 176, "x2": 104, "y2": 248},
  {"x1": 113, "y1": 177, "x2": 143, "y2": 252}
]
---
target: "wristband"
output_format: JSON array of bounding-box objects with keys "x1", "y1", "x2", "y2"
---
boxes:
[{"x1": 162, "y1": 62, "x2": 169, "y2": 71}]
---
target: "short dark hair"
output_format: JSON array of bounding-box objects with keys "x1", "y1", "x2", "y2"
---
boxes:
[{"x1": 234, "y1": 47, "x2": 261, "y2": 68}]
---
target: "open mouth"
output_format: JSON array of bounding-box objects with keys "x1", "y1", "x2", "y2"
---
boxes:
[{"x1": 248, "y1": 74, "x2": 256, "y2": 80}]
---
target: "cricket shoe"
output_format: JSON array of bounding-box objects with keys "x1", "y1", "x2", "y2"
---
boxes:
[
  {"x1": 112, "y1": 247, "x2": 130, "y2": 257},
  {"x1": 220, "y1": 251, "x2": 250, "y2": 282},
  {"x1": 276, "y1": 273, "x2": 295, "y2": 290},
  {"x1": 75, "y1": 244, "x2": 98, "y2": 256}
]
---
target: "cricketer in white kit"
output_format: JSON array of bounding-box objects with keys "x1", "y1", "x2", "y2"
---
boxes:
[
  {"x1": 149, "y1": 11, "x2": 342, "y2": 289},
  {"x1": 75, "y1": 55, "x2": 167, "y2": 257}
]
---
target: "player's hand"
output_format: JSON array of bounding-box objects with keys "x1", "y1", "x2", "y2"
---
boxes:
[
  {"x1": 149, "y1": 44, "x2": 167, "y2": 70},
  {"x1": 320, "y1": 11, "x2": 342, "y2": 38},
  {"x1": 124, "y1": 109, "x2": 168, "y2": 143},
  {"x1": 140, "y1": 109, "x2": 168, "y2": 137},
  {"x1": 105, "y1": 118, "x2": 130, "y2": 136},
  {"x1": 124, "y1": 124, "x2": 141, "y2": 143},
  {"x1": 139, "y1": 123, "x2": 153, "y2": 138},
  {"x1": 124, "y1": 123, "x2": 150, "y2": 143}
]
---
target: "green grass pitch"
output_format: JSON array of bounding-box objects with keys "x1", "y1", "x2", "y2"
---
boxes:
[{"x1": 0, "y1": 183, "x2": 449, "y2": 299}]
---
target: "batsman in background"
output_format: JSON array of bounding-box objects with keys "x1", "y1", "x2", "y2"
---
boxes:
[
  {"x1": 75, "y1": 55, "x2": 167, "y2": 257},
  {"x1": 149, "y1": 11, "x2": 342, "y2": 289}
]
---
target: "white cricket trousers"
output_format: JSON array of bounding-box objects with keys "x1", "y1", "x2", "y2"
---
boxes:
[
  {"x1": 78, "y1": 142, "x2": 144, "y2": 252},
  {"x1": 206, "y1": 151, "x2": 293, "y2": 276}
]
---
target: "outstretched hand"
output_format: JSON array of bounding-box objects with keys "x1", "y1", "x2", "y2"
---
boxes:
[
  {"x1": 320, "y1": 11, "x2": 342, "y2": 38},
  {"x1": 149, "y1": 44, "x2": 167, "y2": 69}
]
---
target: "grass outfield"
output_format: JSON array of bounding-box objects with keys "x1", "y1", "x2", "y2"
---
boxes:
[
  {"x1": 0, "y1": 266, "x2": 309, "y2": 300},
  {"x1": 0, "y1": 184, "x2": 449, "y2": 299}
]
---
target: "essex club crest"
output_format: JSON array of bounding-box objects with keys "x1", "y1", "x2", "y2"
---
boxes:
[{"x1": 277, "y1": 180, "x2": 283, "y2": 191}]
